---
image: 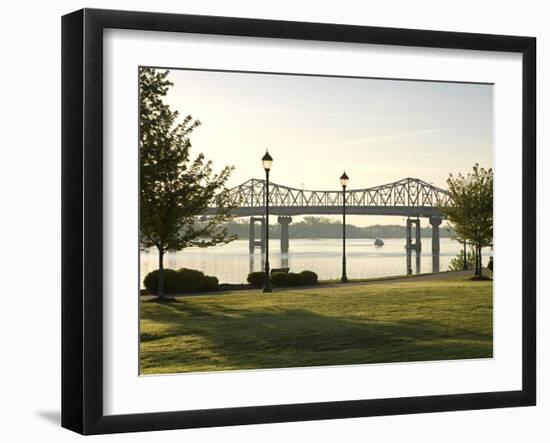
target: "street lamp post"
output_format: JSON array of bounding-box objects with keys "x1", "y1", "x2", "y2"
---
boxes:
[
  {"x1": 340, "y1": 172, "x2": 349, "y2": 283},
  {"x1": 262, "y1": 150, "x2": 273, "y2": 293}
]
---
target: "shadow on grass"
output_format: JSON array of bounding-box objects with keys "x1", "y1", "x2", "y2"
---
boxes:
[{"x1": 140, "y1": 300, "x2": 493, "y2": 373}]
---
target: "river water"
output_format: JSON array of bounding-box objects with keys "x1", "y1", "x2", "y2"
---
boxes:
[{"x1": 140, "y1": 237, "x2": 490, "y2": 286}]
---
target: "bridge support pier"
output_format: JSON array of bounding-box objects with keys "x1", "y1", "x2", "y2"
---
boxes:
[
  {"x1": 249, "y1": 216, "x2": 265, "y2": 254},
  {"x1": 430, "y1": 216, "x2": 442, "y2": 273},
  {"x1": 248, "y1": 253, "x2": 265, "y2": 275},
  {"x1": 278, "y1": 216, "x2": 292, "y2": 253},
  {"x1": 280, "y1": 253, "x2": 289, "y2": 270},
  {"x1": 406, "y1": 218, "x2": 422, "y2": 275}
]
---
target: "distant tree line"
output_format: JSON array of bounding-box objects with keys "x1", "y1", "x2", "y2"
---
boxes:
[{"x1": 222, "y1": 216, "x2": 454, "y2": 239}]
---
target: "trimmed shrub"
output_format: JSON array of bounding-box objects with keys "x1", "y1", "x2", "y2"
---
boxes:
[
  {"x1": 177, "y1": 268, "x2": 205, "y2": 292},
  {"x1": 144, "y1": 268, "x2": 220, "y2": 294},
  {"x1": 288, "y1": 272, "x2": 304, "y2": 286},
  {"x1": 143, "y1": 269, "x2": 181, "y2": 294},
  {"x1": 272, "y1": 270, "x2": 318, "y2": 287},
  {"x1": 487, "y1": 257, "x2": 494, "y2": 272},
  {"x1": 271, "y1": 272, "x2": 291, "y2": 287},
  {"x1": 201, "y1": 275, "x2": 219, "y2": 291},
  {"x1": 300, "y1": 270, "x2": 318, "y2": 285},
  {"x1": 247, "y1": 272, "x2": 267, "y2": 287}
]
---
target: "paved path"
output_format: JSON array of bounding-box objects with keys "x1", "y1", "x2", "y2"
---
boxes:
[{"x1": 306, "y1": 270, "x2": 473, "y2": 291}]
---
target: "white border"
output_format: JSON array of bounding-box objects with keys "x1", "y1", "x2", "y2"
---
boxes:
[{"x1": 103, "y1": 29, "x2": 522, "y2": 415}]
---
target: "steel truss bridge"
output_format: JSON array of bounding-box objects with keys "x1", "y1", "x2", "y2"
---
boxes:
[
  {"x1": 205, "y1": 177, "x2": 451, "y2": 218},
  {"x1": 204, "y1": 177, "x2": 451, "y2": 273}
]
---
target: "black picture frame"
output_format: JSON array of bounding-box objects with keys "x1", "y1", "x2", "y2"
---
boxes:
[{"x1": 62, "y1": 8, "x2": 536, "y2": 435}]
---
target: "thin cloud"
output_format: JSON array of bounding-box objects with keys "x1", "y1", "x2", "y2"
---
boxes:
[
  {"x1": 324, "y1": 128, "x2": 446, "y2": 149},
  {"x1": 216, "y1": 107, "x2": 435, "y2": 121}
]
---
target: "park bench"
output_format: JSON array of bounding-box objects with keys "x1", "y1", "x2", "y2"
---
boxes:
[{"x1": 270, "y1": 268, "x2": 289, "y2": 275}]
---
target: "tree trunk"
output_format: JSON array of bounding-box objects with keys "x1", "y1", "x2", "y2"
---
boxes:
[
  {"x1": 158, "y1": 248, "x2": 165, "y2": 298},
  {"x1": 478, "y1": 246, "x2": 483, "y2": 277},
  {"x1": 474, "y1": 245, "x2": 480, "y2": 276}
]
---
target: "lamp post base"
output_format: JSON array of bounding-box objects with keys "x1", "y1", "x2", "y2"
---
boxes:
[
  {"x1": 341, "y1": 259, "x2": 348, "y2": 283},
  {"x1": 341, "y1": 268, "x2": 348, "y2": 283},
  {"x1": 263, "y1": 265, "x2": 272, "y2": 292}
]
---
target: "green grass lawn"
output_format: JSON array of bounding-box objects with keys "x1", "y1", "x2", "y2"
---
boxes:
[{"x1": 140, "y1": 277, "x2": 493, "y2": 374}]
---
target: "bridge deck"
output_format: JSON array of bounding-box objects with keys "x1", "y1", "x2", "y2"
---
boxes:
[{"x1": 203, "y1": 205, "x2": 442, "y2": 218}]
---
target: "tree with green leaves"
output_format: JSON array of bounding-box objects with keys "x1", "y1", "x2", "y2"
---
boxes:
[
  {"x1": 447, "y1": 247, "x2": 476, "y2": 272},
  {"x1": 140, "y1": 68, "x2": 237, "y2": 298},
  {"x1": 439, "y1": 164, "x2": 493, "y2": 277}
]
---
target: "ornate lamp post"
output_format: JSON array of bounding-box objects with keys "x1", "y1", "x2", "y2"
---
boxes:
[
  {"x1": 340, "y1": 172, "x2": 349, "y2": 283},
  {"x1": 262, "y1": 150, "x2": 273, "y2": 293}
]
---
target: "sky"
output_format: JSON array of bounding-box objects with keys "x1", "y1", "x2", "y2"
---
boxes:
[{"x1": 161, "y1": 68, "x2": 493, "y2": 226}]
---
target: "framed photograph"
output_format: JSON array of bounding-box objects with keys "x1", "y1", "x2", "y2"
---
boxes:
[{"x1": 62, "y1": 8, "x2": 536, "y2": 435}]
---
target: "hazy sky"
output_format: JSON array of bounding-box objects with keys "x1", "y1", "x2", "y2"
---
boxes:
[{"x1": 162, "y1": 68, "x2": 493, "y2": 226}]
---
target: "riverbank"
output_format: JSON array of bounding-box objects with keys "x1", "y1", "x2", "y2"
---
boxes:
[
  {"x1": 140, "y1": 269, "x2": 484, "y2": 299},
  {"x1": 141, "y1": 238, "x2": 475, "y2": 285},
  {"x1": 140, "y1": 273, "x2": 493, "y2": 374}
]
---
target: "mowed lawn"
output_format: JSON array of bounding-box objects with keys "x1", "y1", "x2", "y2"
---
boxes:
[{"x1": 140, "y1": 277, "x2": 493, "y2": 374}]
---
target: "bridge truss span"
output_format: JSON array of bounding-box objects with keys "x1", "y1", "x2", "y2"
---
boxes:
[
  {"x1": 213, "y1": 177, "x2": 451, "y2": 218},
  {"x1": 204, "y1": 176, "x2": 450, "y2": 271}
]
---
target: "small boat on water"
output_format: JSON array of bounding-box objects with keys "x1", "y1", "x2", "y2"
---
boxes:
[{"x1": 374, "y1": 238, "x2": 384, "y2": 247}]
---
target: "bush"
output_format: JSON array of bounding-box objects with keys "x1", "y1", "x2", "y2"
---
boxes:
[
  {"x1": 288, "y1": 272, "x2": 304, "y2": 286},
  {"x1": 143, "y1": 268, "x2": 219, "y2": 294},
  {"x1": 487, "y1": 256, "x2": 493, "y2": 272},
  {"x1": 448, "y1": 249, "x2": 476, "y2": 271},
  {"x1": 177, "y1": 268, "x2": 205, "y2": 291},
  {"x1": 300, "y1": 270, "x2": 318, "y2": 285},
  {"x1": 247, "y1": 272, "x2": 267, "y2": 287},
  {"x1": 143, "y1": 269, "x2": 181, "y2": 294},
  {"x1": 200, "y1": 275, "x2": 219, "y2": 291},
  {"x1": 271, "y1": 272, "x2": 291, "y2": 287},
  {"x1": 271, "y1": 270, "x2": 318, "y2": 287},
  {"x1": 249, "y1": 269, "x2": 318, "y2": 288}
]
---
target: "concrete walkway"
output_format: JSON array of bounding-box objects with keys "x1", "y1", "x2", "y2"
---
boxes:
[{"x1": 308, "y1": 270, "x2": 474, "y2": 291}]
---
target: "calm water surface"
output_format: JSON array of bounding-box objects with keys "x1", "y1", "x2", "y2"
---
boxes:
[{"x1": 140, "y1": 238, "x2": 490, "y2": 286}]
